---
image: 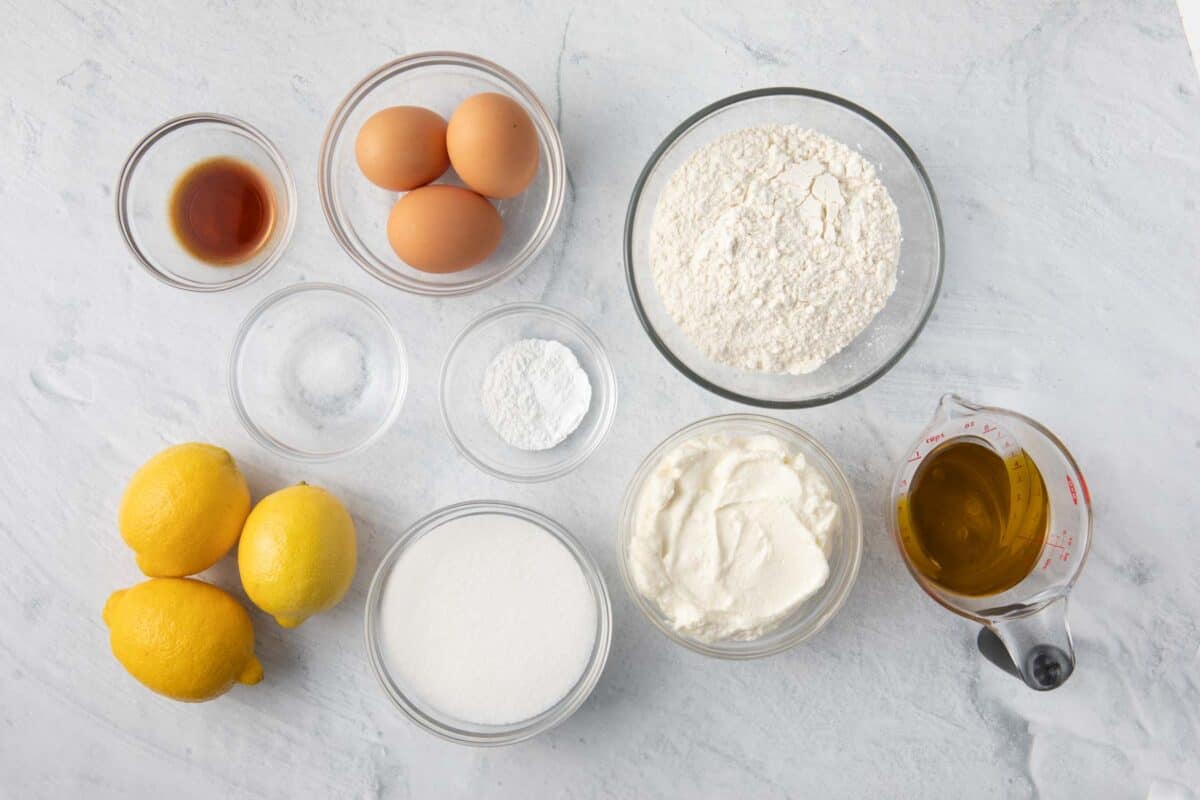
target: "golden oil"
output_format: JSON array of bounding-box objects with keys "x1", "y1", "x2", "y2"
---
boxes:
[{"x1": 898, "y1": 439, "x2": 1048, "y2": 597}]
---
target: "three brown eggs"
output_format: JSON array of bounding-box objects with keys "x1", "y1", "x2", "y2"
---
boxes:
[{"x1": 354, "y1": 93, "x2": 539, "y2": 273}]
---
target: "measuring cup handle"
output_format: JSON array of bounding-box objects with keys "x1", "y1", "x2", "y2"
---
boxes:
[{"x1": 978, "y1": 596, "x2": 1076, "y2": 691}]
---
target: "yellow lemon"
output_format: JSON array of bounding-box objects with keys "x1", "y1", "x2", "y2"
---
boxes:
[
  {"x1": 103, "y1": 578, "x2": 262, "y2": 702},
  {"x1": 119, "y1": 443, "x2": 251, "y2": 577},
  {"x1": 238, "y1": 484, "x2": 356, "y2": 628}
]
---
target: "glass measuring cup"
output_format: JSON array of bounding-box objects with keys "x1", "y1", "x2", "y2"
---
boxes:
[{"x1": 887, "y1": 395, "x2": 1093, "y2": 690}]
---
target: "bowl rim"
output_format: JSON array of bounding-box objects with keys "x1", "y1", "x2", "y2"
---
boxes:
[
  {"x1": 363, "y1": 499, "x2": 614, "y2": 746},
  {"x1": 115, "y1": 112, "x2": 297, "y2": 293},
  {"x1": 616, "y1": 413, "x2": 864, "y2": 659},
  {"x1": 623, "y1": 87, "x2": 945, "y2": 408},
  {"x1": 438, "y1": 302, "x2": 618, "y2": 482},
  {"x1": 318, "y1": 51, "x2": 566, "y2": 297},
  {"x1": 227, "y1": 281, "x2": 408, "y2": 462}
]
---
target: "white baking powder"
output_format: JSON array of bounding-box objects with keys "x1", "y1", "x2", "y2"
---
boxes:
[
  {"x1": 650, "y1": 125, "x2": 902, "y2": 374},
  {"x1": 378, "y1": 513, "x2": 597, "y2": 725},
  {"x1": 481, "y1": 338, "x2": 592, "y2": 451}
]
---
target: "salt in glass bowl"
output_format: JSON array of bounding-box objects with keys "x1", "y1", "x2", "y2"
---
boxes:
[
  {"x1": 364, "y1": 500, "x2": 613, "y2": 746},
  {"x1": 440, "y1": 303, "x2": 617, "y2": 482},
  {"x1": 116, "y1": 113, "x2": 296, "y2": 292},
  {"x1": 319, "y1": 52, "x2": 565, "y2": 296},
  {"x1": 624, "y1": 88, "x2": 943, "y2": 407},
  {"x1": 228, "y1": 283, "x2": 407, "y2": 461},
  {"x1": 617, "y1": 414, "x2": 863, "y2": 659}
]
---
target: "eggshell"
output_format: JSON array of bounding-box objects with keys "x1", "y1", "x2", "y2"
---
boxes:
[
  {"x1": 355, "y1": 106, "x2": 450, "y2": 191},
  {"x1": 386, "y1": 185, "x2": 503, "y2": 273},
  {"x1": 446, "y1": 93, "x2": 539, "y2": 199}
]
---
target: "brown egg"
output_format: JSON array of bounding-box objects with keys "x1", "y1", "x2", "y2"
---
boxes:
[
  {"x1": 386, "y1": 185, "x2": 503, "y2": 273},
  {"x1": 355, "y1": 106, "x2": 450, "y2": 191},
  {"x1": 446, "y1": 93, "x2": 539, "y2": 199}
]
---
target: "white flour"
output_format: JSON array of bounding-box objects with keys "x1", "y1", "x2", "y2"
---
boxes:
[
  {"x1": 481, "y1": 338, "x2": 592, "y2": 451},
  {"x1": 650, "y1": 125, "x2": 902, "y2": 374}
]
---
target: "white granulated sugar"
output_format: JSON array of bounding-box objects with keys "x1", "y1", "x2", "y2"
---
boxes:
[
  {"x1": 481, "y1": 338, "x2": 592, "y2": 451},
  {"x1": 650, "y1": 125, "x2": 902, "y2": 374},
  {"x1": 379, "y1": 513, "x2": 597, "y2": 725}
]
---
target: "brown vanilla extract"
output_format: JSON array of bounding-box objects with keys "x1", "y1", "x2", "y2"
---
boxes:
[{"x1": 170, "y1": 157, "x2": 275, "y2": 265}]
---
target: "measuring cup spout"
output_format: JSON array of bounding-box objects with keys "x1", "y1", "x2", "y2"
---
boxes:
[
  {"x1": 933, "y1": 393, "x2": 980, "y2": 424},
  {"x1": 980, "y1": 597, "x2": 1075, "y2": 691}
]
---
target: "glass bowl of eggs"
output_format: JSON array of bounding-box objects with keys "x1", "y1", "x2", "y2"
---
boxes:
[{"x1": 320, "y1": 52, "x2": 566, "y2": 297}]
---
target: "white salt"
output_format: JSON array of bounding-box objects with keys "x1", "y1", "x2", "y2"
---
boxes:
[
  {"x1": 292, "y1": 328, "x2": 367, "y2": 414},
  {"x1": 379, "y1": 513, "x2": 597, "y2": 725}
]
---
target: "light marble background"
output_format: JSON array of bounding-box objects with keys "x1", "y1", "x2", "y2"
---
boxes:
[{"x1": 1, "y1": 1, "x2": 1197, "y2": 797}]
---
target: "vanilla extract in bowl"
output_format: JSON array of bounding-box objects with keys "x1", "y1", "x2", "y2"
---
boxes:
[{"x1": 170, "y1": 156, "x2": 276, "y2": 265}]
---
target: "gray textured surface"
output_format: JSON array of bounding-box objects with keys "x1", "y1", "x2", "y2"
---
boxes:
[{"x1": 2, "y1": 1, "x2": 1198, "y2": 797}]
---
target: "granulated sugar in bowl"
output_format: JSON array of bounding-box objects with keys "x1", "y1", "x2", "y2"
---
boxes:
[{"x1": 365, "y1": 501, "x2": 612, "y2": 745}]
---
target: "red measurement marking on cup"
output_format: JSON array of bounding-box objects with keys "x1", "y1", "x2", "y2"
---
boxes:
[
  {"x1": 963, "y1": 421, "x2": 976, "y2": 430},
  {"x1": 1066, "y1": 474, "x2": 1079, "y2": 505},
  {"x1": 925, "y1": 433, "x2": 945, "y2": 445},
  {"x1": 907, "y1": 449, "x2": 922, "y2": 463},
  {"x1": 1043, "y1": 549, "x2": 1072, "y2": 564},
  {"x1": 983, "y1": 424, "x2": 997, "y2": 435},
  {"x1": 1044, "y1": 529, "x2": 1074, "y2": 566}
]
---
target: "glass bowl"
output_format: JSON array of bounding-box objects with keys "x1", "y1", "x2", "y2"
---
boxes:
[
  {"x1": 617, "y1": 414, "x2": 863, "y2": 659},
  {"x1": 624, "y1": 88, "x2": 943, "y2": 407},
  {"x1": 228, "y1": 283, "x2": 407, "y2": 461},
  {"x1": 116, "y1": 113, "x2": 296, "y2": 292},
  {"x1": 319, "y1": 52, "x2": 565, "y2": 296},
  {"x1": 440, "y1": 303, "x2": 617, "y2": 482},
  {"x1": 364, "y1": 500, "x2": 613, "y2": 746}
]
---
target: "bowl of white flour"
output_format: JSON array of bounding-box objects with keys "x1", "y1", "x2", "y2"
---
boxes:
[{"x1": 625, "y1": 88, "x2": 943, "y2": 407}]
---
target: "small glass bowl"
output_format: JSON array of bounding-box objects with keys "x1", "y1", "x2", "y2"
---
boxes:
[
  {"x1": 228, "y1": 283, "x2": 407, "y2": 461},
  {"x1": 440, "y1": 303, "x2": 617, "y2": 482},
  {"x1": 319, "y1": 52, "x2": 565, "y2": 296},
  {"x1": 116, "y1": 113, "x2": 296, "y2": 292},
  {"x1": 625, "y1": 88, "x2": 944, "y2": 407},
  {"x1": 617, "y1": 414, "x2": 863, "y2": 659},
  {"x1": 365, "y1": 500, "x2": 613, "y2": 746}
]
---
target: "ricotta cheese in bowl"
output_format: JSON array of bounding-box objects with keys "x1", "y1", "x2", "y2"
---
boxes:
[
  {"x1": 618, "y1": 414, "x2": 863, "y2": 658},
  {"x1": 629, "y1": 434, "x2": 838, "y2": 641}
]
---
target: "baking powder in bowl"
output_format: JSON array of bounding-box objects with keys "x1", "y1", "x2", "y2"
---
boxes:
[
  {"x1": 378, "y1": 513, "x2": 597, "y2": 725},
  {"x1": 480, "y1": 338, "x2": 592, "y2": 451}
]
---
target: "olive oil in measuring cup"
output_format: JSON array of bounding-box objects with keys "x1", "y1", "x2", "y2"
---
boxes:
[
  {"x1": 899, "y1": 439, "x2": 1049, "y2": 596},
  {"x1": 888, "y1": 395, "x2": 1093, "y2": 691}
]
